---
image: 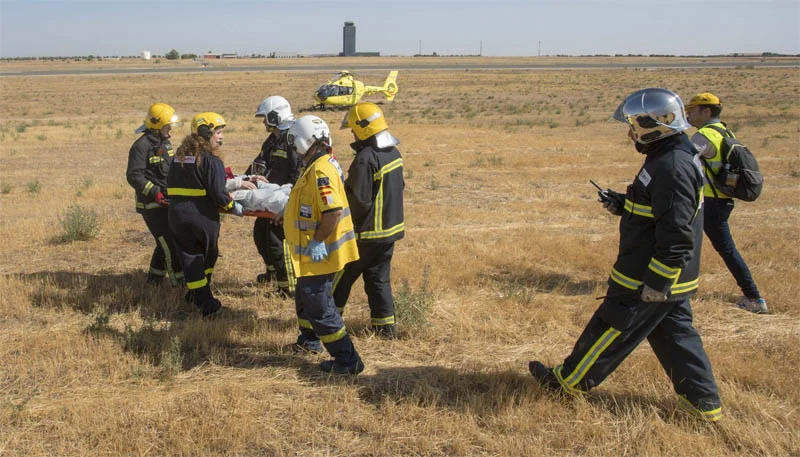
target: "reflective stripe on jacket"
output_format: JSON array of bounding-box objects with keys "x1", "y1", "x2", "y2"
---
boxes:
[
  {"x1": 126, "y1": 130, "x2": 174, "y2": 213},
  {"x1": 283, "y1": 153, "x2": 359, "y2": 277},
  {"x1": 608, "y1": 133, "x2": 704, "y2": 301},
  {"x1": 345, "y1": 142, "x2": 405, "y2": 243},
  {"x1": 696, "y1": 122, "x2": 733, "y2": 199},
  {"x1": 166, "y1": 153, "x2": 234, "y2": 218}
]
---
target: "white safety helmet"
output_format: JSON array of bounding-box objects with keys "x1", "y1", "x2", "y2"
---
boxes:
[
  {"x1": 255, "y1": 95, "x2": 295, "y2": 130},
  {"x1": 612, "y1": 88, "x2": 690, "y2": 144},
  {"x1": 287, "y1": 115, "x2": 331, "y2": 156}
]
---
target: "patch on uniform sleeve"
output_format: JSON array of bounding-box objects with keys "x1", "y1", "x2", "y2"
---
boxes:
[
  {"x1": 317, "y1": 177, "x2": 330, "y2": 187},
  {"x1": 322, "y1": 195, "x2": 335, "y2": 205},
  {"x1": 638, "y1": 168, "x2": 652, "y2": 187},
  {"x1": 300, "y1": 204, "x2": 312, "y2": 218}
]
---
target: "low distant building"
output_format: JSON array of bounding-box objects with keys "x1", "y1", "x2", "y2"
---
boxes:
[{"x1": 141, "y1": 50, "x2": 151, "y2": 60}]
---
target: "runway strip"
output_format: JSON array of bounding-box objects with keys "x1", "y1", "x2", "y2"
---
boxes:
[{"x1": 2, "y1": 59, "x2": 798, "y2": 77}]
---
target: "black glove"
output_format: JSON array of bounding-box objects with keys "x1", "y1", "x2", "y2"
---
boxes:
[{"x1": 598, "y1": 189, "x2": 625, "y2": 216}]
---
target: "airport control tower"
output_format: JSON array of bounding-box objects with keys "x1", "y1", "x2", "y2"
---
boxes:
[{"x1": 343, "y1": 22, "x2": 356, "y2": 56}]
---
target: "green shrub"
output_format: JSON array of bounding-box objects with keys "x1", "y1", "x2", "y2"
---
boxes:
[
  {"x1": 59, "y1": 204, "x2": 100, "y2": 242},
  {"x1": 394, "y1": 267, "x2": 434, "y2": 332},
  {"x1": 26, "y1": 180, "x2": 41, "y2": 195}
]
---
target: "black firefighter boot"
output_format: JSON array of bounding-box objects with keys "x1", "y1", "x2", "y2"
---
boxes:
[
  {"x1": 320, "y1": 334, "x2": 365, "y2": 375},
  {"x1": 193, "y1": 285, "x2": 221, "y2": 318}
]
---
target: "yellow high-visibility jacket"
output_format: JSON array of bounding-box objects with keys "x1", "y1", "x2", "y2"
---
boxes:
[
  {"x1": 284, "y1": 152, "x2": 359, "y2": 277},
  {"x1": 696, "y1": 121, "x2": 733, "y2": 199}
]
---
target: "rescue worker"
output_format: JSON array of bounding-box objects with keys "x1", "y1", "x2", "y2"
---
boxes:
[
  {"x1": 246, "y1": 95, "x2": 299, "y2": 295},
  {"x1": 529, "y1": 88, "x2": 722, "y2": 422},
  {"x1": 282, "y1": 115, "x2": 363, "y2": 375},
  {"x1": 125, "y1": 102, "x2": 183, "y2": 286},
  {"x1": 334, "y1": 102, "x2": 405, "y2": 338},
  {"x1": 685, "y1": 92, "x2": 767, "y2": 314},
  {"x1": 167, "y1": 112, "x2": 244, "y2": 317}
]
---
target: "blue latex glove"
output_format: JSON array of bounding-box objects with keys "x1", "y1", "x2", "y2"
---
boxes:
[
  {"x1": 230, "y1": 202, "x2": 244, "y2": 217},
  {"x1": 305, "y1": 239, "x2": 328, "y2": 263}
]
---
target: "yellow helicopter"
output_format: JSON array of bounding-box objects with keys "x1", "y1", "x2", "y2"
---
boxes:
[{"x1": 313, "y1": 70, "x2": 398, "y2": 110}]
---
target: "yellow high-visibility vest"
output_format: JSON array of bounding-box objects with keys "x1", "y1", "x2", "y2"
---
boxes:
[
  {"x1": 284, "y1": 154, "x2": 359, "y2": 277},
  {"x1": 698, "y1": 122, "x2": 733, "y2": 199}
]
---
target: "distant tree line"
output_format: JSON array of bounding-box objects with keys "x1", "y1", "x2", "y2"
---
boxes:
[{"x1": 1, "y1": 51, "x2": 798, "y2": 61}]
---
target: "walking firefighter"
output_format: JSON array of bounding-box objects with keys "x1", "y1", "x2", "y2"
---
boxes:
[{"x1": 126, "y1": 102, "x2": 184, "y2": 286}]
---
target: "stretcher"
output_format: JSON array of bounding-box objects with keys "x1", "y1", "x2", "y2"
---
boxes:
[
  {"x1": 241, "y1": 210, "x2": 276, "y2": 219},
  {"x1": 159, "y1": 201, "x2": 277, "y2": 219}
]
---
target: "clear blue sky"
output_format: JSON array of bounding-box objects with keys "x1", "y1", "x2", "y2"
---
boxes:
[{"x1": 1, "y1": 0, "x2": 798, "y2": 58}]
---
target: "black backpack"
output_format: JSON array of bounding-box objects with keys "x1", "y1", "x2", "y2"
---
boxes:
[{"x1": 700, "y1": 124, "x2": 763, "y2": 202}]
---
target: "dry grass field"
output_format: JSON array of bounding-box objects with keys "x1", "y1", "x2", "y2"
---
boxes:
[{"x1": 1, "y1": 58, "x2": 799, "y2": 457}]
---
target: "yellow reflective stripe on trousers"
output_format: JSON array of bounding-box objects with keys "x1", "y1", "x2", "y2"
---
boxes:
[
  {"x1": 297, "y1": 318, "x2": 313, "y2": 330},
  {"x1": 273, "y1": 149, "x2": 288, "y2": 159},
  {"x1": 148, "y1": 156, "x2": 164, "y2": 164},
  {"x1": 562, "y1": 327, "x2": 622, "y2": 388},
  {"x1": 156, "y1": 235, "x2": 177, "y2": 285},
  {"x1": 187, "y1": 277, "x2": 208, "y2": 290},
  {"x1": 371, "y1": 315, "x2": 395, "y2": 326},
  {"x1": 623, "y1": 200, "x2": 653, "y2": 218},
  {"x1": 332, "y1": 269, "x2": 345, "y2": 292},
  {"x1": 143, "y1": 181, "x2": 154, "y2": 196},
  {"x1": 319, "y1": 326, "x2": 347, "y2": 343},
  {"x1": 648, "y1": 258, "x2": 682, "y2": 284},
  {"x1": 137, "y1": 202, "x2": 163, "y2": 210},
  {"x1": 204, "y1": 268, "x2": 214, "y2": 275},
  {"x1": 553, "y1": 365, "x2": 587, "y2": 396},
  {"x1": 167, "y1": 187, "x2": 208, "y2": 197},
  {"x1": 610, "y1": 268, "x2": 644, "y2": 290},
  {"x1": 677, "y1": 395, "x2": 722, "y2": 422}
]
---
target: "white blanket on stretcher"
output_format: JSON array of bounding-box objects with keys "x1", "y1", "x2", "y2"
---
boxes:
[{"x1": 230, "y1": 182, "x2": 292, "y2": 214}]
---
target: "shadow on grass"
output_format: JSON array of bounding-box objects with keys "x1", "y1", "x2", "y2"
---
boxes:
[
  {"x1": 10, "y1": 270, "x2": 306, "y2": 372},
  {"x1": 353, "y1": 365, "x2": 535, "y2": 413},
  {"x1": 483, "y1": 267, "x2": 604, "y2": 297}
]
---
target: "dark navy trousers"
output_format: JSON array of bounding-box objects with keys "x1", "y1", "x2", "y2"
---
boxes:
[
  {"x1": 557, "y1": 295, "x2": 720, "y2": 410},
  {"x1": 141, "y1": 206, "x2": 182, "y2": 285},
  {"x1": 333, "y1": 242, "x2": 395, "y2": 326},
  {"x1": 703, "y1": 197, "x2": 760, "y2": 299},
  {"x1": 296, "y1": 274, "x2": 359, "y2": 364}
]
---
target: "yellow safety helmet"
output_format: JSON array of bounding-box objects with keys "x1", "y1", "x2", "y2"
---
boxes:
[
  {"x1": 191, "y1": 112, "x2": 227, "y2": 139},
  {"x1": 341, "y1": 102, "x2": 388, "y2": 140},
  {"x1": 143, "y1": 102, "x2": 179, "y2": 130}
]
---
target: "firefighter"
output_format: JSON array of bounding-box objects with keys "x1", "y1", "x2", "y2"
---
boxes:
[
  {"x1": 334, "y1": 102, "x2": 405, "y2": 338},
  {"x1": 529, "y1": 88, "x2": 723, "y2": 422},
  {"x1": 167, "y1": 112, "x2": 244, "y2": 317},
  {"x1": 685, "y1": 92, "x2": 767, "y2": 313},
  {"x1": 282, "y1": 115, "x2": 363, "y2": 375},
  {"x1": 247, "y1": 95, "x2": 299, "y2": 295},
  {"x1": 126, "y1": 102, "x2": 184, "y2": 286}
]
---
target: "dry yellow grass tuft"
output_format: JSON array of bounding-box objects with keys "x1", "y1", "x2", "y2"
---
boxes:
[{"x1": 1, "y1": 59, "x2": 798, "y2": 456}]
